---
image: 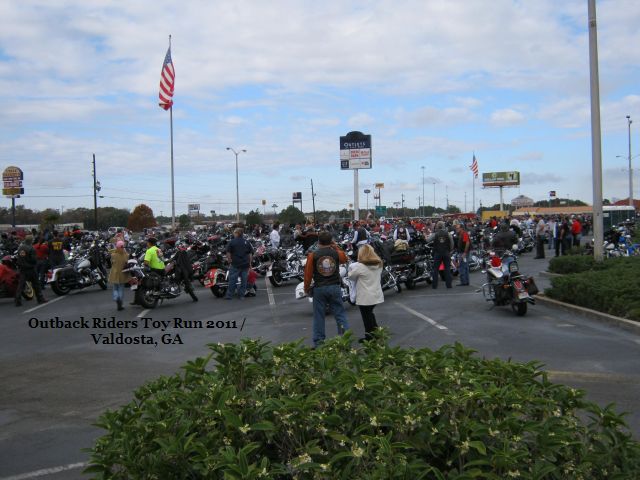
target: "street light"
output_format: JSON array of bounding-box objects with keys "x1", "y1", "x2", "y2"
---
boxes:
[
  {"x1": 226, "y1": 147, "x2": 247, "y2": 224},
  {"x1": 364, "y1": 189, "x2": 371, "y2": 211},
  {"x1": 421, "y1": 166, "x2": 425, "y2": 216},
  {"x1": 626, "y1": 115, "x2": 634, "y2": 206},
  {"x1": 432, "y1": 182, "x2": 436, "y2": 210}
]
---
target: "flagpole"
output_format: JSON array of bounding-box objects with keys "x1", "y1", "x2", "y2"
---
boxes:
[
  {"x1": 170, "y1": 105, "x2": 175, "y2": 229},
  {"x1": 168, "y1": 35, "x2": 175, "y2": 230},
  {"x1": 472, "y1": 170, "x2": 475, "y2": 215}
]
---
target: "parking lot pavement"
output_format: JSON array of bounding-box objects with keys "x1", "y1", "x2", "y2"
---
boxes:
[{"x1": 1, "y1": 256, "x2": 639, "y2": 478}]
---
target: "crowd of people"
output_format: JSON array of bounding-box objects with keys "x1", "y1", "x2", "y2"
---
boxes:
[{"x1": 2, "y1": 213, "x2": 596, "y2": 346}]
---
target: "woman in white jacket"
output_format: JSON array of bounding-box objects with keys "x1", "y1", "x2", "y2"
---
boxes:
[{"x1": 347, "y1": 244, "x2": 384, "y2": 342}]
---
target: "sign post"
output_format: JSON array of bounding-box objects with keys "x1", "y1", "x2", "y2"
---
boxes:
[
  {"x1": 3, "y1": 166, "x2": 24, "y2": 228},
  {"x1": 340, "y1": 131, "x2": 372, "y2": 221}
]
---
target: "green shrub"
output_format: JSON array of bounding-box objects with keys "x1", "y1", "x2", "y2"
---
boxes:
[
  {"x1": 86, "y1": 334, "x2": 640, "y2": 479},
  {"x1": 546, "y1": 257, "x2": 640, "y2": 320},
  {"x1": 547, "y1": 255, "x2": 599, "y2": 274}
]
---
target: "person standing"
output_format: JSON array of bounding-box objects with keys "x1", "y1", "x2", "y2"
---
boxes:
[
  {"x1": 453, "y1": 221, "x2": 471, "y2": 286},
  {"x1": 351, "y1": 220, "x2": 370, "y2": 259},
  {"x1": 303, "y1": 231, "x2": 349, "y2": 348},
  {"x1": 534, "y1": 215, "x2": 546, "y2": 259},
  {"x1": 269, "y1": 223, "x2": 280, "y2": 249},
  {"x1": 571, "y1": 217, "x2": 582, "y2": 247},
  {"x1": 347, "y1": 244, "x2": 383, "y2": 342},
  {"x1": 15, "y1": 236, "x2": 47, "y2": 307},
  {"x1": 48, "y1": 230, "x2": 67, "y2": 269},
  {"x1": 559, "y1": 217, "x2": 571, "y2": 256},
  {"x1": 428, "y1": 221, "x2": 453, "y2": 289},
  {"x1": 33, "y1": 234, "x2": 49, "y2": 289},
  {"x1": 109, "y1": 240, "x2": 130, "y2": 311},
  {"x1": 225, "y1": 228, "x2": 254, "y2": 300}
]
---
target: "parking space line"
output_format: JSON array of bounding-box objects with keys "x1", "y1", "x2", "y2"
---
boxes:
[
  {"x1": 0, "y1": 462, "x2": 87, "y2": 480},
  {"x1": 22, "y1": 295, "x2": 66, "y2": 314},
  {"x1": 394, "y1": 302, "x2": 450, "y2": 332},
  {"x1": 264, "y1": 277, "x2": 276, "y2": 306},
  {"x1": 137, "y1": 309, "x2": 150, "y2": 318}
]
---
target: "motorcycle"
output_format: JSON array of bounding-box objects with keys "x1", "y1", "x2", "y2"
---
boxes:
[
  {"x1": 125, "y1": 253, "x2": 196, "y2": 309},
  {"x1": 294, "y1": 265, "x2": 355, "y2": 305},
  {"x1": 0, "y1": 255, "x2": 35, "y2": 301},
  {"x1": 380, "y1": 265, "x2": 402, "y2": 293},
  {"x1": 49, "y1": 244, "x2": 108, "y2": 296},
  {"x1": 267, "y1": 245, "x2": 305, "y2": 287},
  {"x1": 481, "y1": 250, "x2": 538, "y2": 316}
]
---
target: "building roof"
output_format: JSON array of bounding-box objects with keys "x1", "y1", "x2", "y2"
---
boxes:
[{"x1": 612, "y1": 198, "x2": 640, "y2": 209}]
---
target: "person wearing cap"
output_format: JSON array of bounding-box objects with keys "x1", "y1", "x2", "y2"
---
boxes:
[
  {"x1": 15, "y1": 235, "x2": 47, "y2": 306},
  {"x1": 109, "y1": 240, "x2": 130, "y2": 311}
]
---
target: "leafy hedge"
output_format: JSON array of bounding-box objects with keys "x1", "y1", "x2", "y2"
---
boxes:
[
  {"x1": 546, "y1": 257, "x2": 640, "y2": 320},
  {"x1": 87, "y1": 334, "x2": 640, "y2": 479}
]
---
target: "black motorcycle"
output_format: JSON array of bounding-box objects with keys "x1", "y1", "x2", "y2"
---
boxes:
[{"x1": 49, "y1": 244, "x2": 108, "y2": 296}]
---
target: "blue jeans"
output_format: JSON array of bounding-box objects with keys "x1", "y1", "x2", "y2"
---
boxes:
[
  {"x1": 312, "y1": 284, "x2": 349, "y2": 347},
  {"x1": 226, "y1": 265, "x2": 248, "y2": 298},
  {"x1": 112, "y1": 283, "x2": 125, "y2": 302},
  {"x1": 458, "y1": 252, "x2": 470, "y2": 285}
]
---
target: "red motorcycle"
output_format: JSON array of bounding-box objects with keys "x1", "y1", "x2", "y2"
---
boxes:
[{"x1": 0, "y1": 255, "x2": 35, "y2": 301}]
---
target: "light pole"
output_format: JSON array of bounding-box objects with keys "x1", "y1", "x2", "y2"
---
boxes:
[
  {"x1": 272, "y1": 203, "x2": 278, "y2": 216},
  {"x1": 432, "y1": 182, "x2": 436, "y2": 211},
  {"x1": 421, "y1": 166, "x2": 425, "y2": 216},
  {"x1": 364, "y1": 189, "x2": 371, "y2": 211},
  {"x1": 226, "y1": 147, "x2": 246, "y2": 224},
  {"x1": 626, "y1": 115, "x2": 633, "y2": 206}
]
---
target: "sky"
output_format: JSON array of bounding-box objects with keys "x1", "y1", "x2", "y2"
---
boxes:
[{"x1": 1, "y1": 0, "x2": 640, "y2": 219}]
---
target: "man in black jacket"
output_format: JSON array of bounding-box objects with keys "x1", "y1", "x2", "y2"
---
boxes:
[{"x1": 15, "y1": 236, "x2": 47, "y2": 306}]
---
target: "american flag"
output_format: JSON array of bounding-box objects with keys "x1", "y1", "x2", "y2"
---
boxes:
[
  {"x1": 469, "y1": 154, "x2": 479, "y2": 178},
  {"x1": 158, "y1": 47, "x2": 175, "y2": 110}
]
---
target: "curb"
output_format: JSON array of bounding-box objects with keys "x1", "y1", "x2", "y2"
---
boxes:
[
  {"x1": 535, "y1": 294, "x2": 640, "y2": 335},
  {"x1": 538, "y1": 270, "x2": 563, "y2": 278}
]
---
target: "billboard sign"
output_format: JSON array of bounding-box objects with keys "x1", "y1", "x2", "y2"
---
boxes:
[
  {"x1": 340, "y1": 131, "x2": 372, "y2": 170},
  {"x1": 549, "y1": 190, "x2": 556, "y2": 197},
  {"x1": 188, "y1": 203, "x2": 200, "y2": 217},
  {"x1": 292, "y1": 192, "x2": 302, "y2": 201},
  {"x1": 375, "y1": 183, "x2": 384, "y2": 189},
  {"x1": 2, "y1": 166, "x2": 24, "y2": 196},
  {"x1": 482, "y1": 171, "x2": 520, "y2": 187},
  {"x1": 375, "y1": 205, "x2": 387, "y2": 216}
]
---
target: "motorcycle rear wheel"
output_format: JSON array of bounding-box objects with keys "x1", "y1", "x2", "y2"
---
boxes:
[
  {"x1": 405, "y1": 277, "x2": 416, "y2": 290},
  {"x1": 512, "y1": 302, "x2": 527, "y2": 316},
  {"x1": 269, "y1": 270, "x2": 283, "y2": 287},
  {"x1": 139, "y1": 288, "x2": 159, "y2": 309},
  {"x1": 22, "y1": 281, "x2": 35, "y2": 300},
  {"x1": 52, "y1": 279, "x2": 71, "y2": 296},
  {"x1": 211, "y1": 285, "x2": 226, "y2": 297}
]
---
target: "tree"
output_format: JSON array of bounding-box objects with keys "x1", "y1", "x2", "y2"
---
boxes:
[
  {"x1": 178, "y1": 214, "x2": 191, "y2": 228},
  {"x1": 128, "y1": 204, "x2": 157, "y2": 232},
  {"x1": 278, "y1": 205, "x2": 305, "y2": 225},
  {"x1": 245, "y1": 209, "x2": 263, "y2": 227}
]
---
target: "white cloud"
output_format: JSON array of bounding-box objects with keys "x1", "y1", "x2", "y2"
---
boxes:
[
  {"x1": 491, "y1": 108, "x2": 526, "y2": 127},
  {"x1": 348, "y1": 113, "x2": 374, "y2": 128}
]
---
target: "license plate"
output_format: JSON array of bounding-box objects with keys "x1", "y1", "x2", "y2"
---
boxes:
[
  {"x1": 130, "y1": 284, "x2": 138, "y2": 290},
  {"x1": 518, "y1": 292, "x2": 529, "y2": 299},
  {"x1": 267, "y1": 270, "x2": 272, "y2": 277}
]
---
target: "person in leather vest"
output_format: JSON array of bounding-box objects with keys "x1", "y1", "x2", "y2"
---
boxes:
[
  {"x1": 428, "y1": 221, "x2": 453, "y2": 289},
  {"x1": 15, "y1": 236, "x2": 47, "y2": 306},
  {"x1": 303, "y1": 231, "x2": 349, "y2": 347}
]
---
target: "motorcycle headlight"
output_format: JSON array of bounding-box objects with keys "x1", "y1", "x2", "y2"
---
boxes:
[{"x1": 508, "y1": 261, "x2": 519, "y2": 273}]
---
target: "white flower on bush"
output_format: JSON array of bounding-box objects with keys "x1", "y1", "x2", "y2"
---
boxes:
[{"x1": 351, "y1": 445, "x2": 364, "y2": 458}]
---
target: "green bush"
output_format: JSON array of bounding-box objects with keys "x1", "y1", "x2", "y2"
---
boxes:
[
  {"x1": 86, "y1": 334, "x2": 640, "y2": 479},
  {"x1": 547, "y1": 255, "x2": 599, "y2": 274},
  {"x1": 546, "y1": 257, "x2": 640, "y2": 320}
]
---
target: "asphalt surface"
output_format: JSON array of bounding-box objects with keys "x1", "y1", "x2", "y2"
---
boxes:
[{"x1": 1, "y1": 251, "x2": 639, "y2": 479}]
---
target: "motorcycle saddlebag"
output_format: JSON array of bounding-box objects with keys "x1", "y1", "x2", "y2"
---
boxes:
[
  {"x1": 142, "y1": 272, "x2": 163, "y2": 289},
  {"x1": 526, "y1": 277, "x2": 539, "y2": 296}
]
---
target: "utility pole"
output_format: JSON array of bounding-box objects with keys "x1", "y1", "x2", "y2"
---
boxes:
[
  {"x1": 92, "y1": 153, "x2": 99, "y2": 230},
  {"x1": 588, "y1": 0, "x2": 604, "y2": 261},
  {"x1": 464, "y1": 192, "x2": 467, "y2": 213},
  {"x1": 310, "y1": 178, "x2": 316, "y2": 224},
  {"x1": 401, "y1": 193, "x2": 405, "y2": 217},
  {"x1": 445, "y1": 186, "x2": 449, "y2": 211}
]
